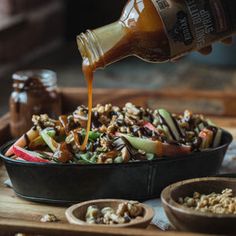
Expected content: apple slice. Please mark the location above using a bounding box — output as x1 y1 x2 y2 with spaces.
40 129 59 152
158 109 184 141
12 146 49 163
29 129 56 149
199 128 214 149
212 128 222 148
143 122 158 132
162 143 192 157
5 129 39 157
160 125 174 141
121 134 163 156
206 119 222 148
120 134 191 157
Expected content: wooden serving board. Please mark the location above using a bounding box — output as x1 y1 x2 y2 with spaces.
0 161 230 236
0 88 236 235
61 88 236 117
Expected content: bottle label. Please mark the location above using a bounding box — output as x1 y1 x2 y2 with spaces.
151 0 235 58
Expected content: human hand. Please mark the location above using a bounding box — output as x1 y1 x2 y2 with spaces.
198 37 233 55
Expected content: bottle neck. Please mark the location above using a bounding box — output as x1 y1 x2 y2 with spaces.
77 21 131 70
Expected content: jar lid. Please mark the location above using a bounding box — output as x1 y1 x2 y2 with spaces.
12 69 57 88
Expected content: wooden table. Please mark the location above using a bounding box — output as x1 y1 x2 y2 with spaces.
0 88 236 235
1 159 230 236
0 127 235 236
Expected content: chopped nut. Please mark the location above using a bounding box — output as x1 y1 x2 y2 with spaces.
86 206 101 219
40 214 59 223
120 126 127 133
107 124 118 133
127 201 143 217
85 201 143 225
125 103 140 116
74 106 88 119
121 147 130 163
101 207 114 215
116 202 129 217
179 189 236 215
193 192 200 199
178 197 184 204
98 105 105 114
183 110 193 122
105 104 112 113
112 106 120 112
186 198 195 207
99 124 107 133
32 114 56 129
97 151 118 163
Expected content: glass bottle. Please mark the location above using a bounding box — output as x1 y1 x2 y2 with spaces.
9 70 61 138
77 0 236 70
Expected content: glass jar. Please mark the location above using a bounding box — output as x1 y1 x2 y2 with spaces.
9 70 61 138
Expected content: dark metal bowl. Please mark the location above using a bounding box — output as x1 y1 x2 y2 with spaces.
0 131 232 204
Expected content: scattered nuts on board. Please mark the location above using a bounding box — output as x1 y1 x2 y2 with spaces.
85 201 143 225
179 188 236 214
40 214 59 223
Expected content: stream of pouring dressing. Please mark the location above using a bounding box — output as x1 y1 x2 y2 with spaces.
80 58 94 150
79 33 135 150
78 24 135 150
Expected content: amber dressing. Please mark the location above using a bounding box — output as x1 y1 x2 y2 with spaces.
80 60 94 151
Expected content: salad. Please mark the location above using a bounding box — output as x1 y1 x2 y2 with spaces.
5 103 223 164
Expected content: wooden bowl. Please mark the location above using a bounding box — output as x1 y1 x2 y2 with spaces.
65 199 154 228
161 177 236 234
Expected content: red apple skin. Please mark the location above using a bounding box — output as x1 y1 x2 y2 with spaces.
12 146 49 163
143 122 158 132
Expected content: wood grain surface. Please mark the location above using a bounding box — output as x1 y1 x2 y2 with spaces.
0 165 209 236
61 88 236 117
0 113 10 146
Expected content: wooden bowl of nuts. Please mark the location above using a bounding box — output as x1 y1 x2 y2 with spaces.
65 199 154 228
161 177 236 234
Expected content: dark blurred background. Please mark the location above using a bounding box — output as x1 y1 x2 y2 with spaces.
0 0 236 115
65 0 127 40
